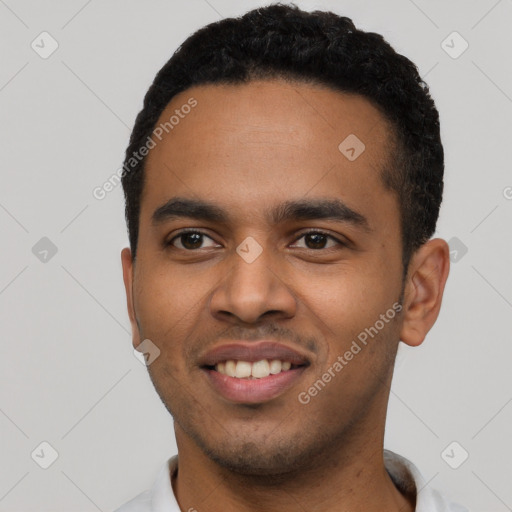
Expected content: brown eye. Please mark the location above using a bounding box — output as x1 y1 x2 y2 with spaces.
291 231 342 250
304 232 328 249
168 231 219 250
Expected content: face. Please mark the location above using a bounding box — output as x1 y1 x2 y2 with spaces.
122 79 408 475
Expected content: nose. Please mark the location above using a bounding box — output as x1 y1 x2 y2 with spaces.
209 241 297 325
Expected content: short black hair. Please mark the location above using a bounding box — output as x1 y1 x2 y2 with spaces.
121 3 443 271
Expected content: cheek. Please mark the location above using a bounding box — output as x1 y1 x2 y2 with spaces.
132 260 222 362
133 264 198 337
298 265 393 325
294 264 401 379
298 286 401 416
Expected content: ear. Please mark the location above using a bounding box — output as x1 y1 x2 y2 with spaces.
121 247 141 349
400 238 450 347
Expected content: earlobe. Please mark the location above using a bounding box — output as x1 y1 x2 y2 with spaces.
399 238 450 347
121 247 141 349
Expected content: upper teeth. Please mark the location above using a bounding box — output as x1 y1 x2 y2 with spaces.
216 359 292 379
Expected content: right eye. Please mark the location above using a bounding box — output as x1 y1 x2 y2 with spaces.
167 230 220 251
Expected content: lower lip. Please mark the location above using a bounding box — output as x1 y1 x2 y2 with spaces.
203 367 307 404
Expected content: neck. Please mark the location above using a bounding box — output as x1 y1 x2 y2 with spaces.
171 417 415 512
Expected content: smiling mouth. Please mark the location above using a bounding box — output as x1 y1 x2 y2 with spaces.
199 341 311 403
205 359 306 379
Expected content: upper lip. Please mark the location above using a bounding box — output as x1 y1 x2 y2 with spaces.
199 341 311 367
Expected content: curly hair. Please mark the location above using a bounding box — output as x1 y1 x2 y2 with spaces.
121 3 443 271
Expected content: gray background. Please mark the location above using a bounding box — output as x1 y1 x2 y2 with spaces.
1 0 511 510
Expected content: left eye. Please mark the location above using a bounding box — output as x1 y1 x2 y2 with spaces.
291 231 341 250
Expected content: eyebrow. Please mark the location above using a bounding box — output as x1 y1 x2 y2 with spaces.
152 197 371 231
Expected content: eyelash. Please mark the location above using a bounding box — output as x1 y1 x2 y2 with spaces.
166 228 346 251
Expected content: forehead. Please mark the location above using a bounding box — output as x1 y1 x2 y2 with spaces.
141 79 397 227
149 79 392 156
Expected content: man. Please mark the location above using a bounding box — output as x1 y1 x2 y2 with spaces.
117 4 467 511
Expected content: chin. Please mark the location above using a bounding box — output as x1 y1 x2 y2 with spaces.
205 442 305 476
186 425 329 478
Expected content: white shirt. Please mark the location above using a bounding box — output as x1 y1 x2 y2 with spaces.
114 449 468 512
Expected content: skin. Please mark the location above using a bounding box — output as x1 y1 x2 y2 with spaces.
121 79 450 512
